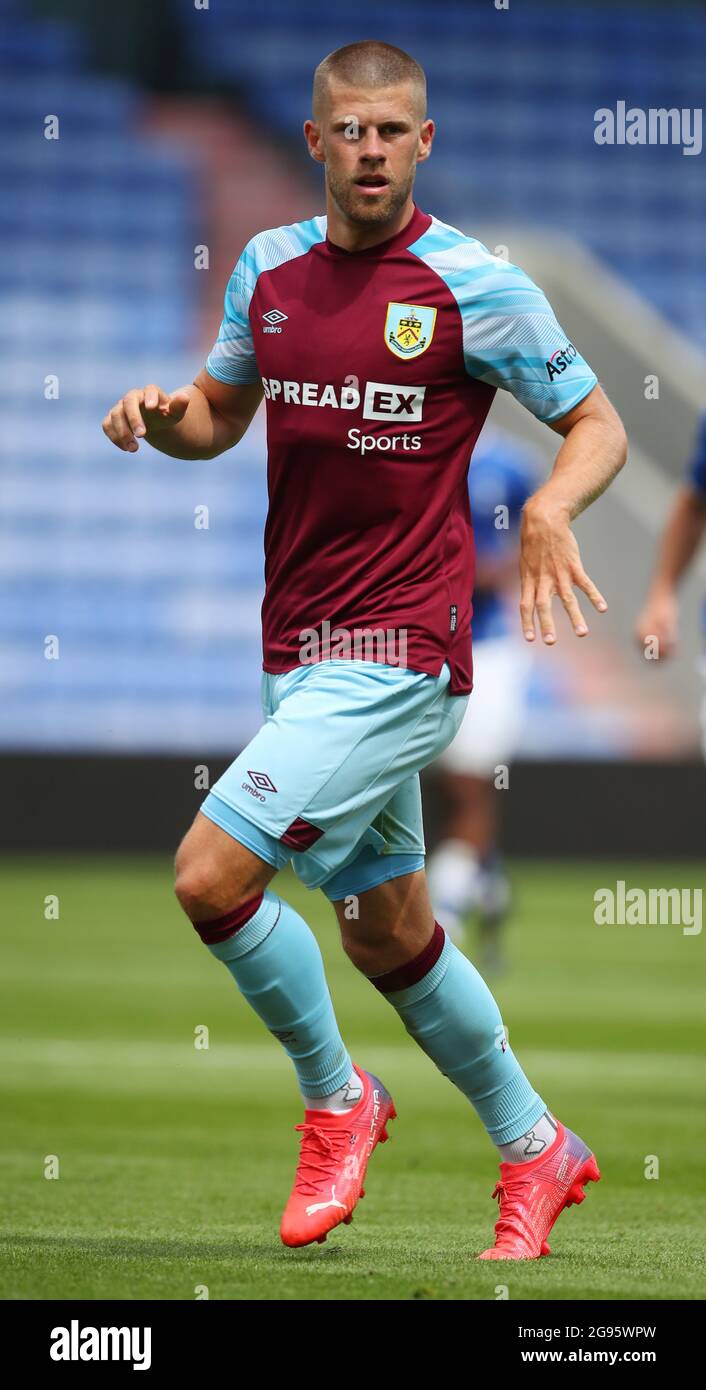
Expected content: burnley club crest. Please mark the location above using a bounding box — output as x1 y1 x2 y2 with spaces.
385 302 437 360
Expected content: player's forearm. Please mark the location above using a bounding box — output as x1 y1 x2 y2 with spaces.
646 488 706 596
528 404 628 524
145 383 237 460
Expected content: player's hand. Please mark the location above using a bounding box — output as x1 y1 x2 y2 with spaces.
102 385 191 452
634 590 678 660
519 496 607 644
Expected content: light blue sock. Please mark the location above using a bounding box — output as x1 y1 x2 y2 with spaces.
202 890 353 1101
374 926 545 1144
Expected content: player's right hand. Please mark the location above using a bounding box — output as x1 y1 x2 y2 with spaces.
102 384 191 452
635 590 678 660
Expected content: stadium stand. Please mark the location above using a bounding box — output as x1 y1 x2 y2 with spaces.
178 0 706 350
0 7 267 749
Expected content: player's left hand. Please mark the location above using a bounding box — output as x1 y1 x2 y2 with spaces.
519 498 607 644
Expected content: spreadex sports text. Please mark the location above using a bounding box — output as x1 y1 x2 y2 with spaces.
261 376 426 452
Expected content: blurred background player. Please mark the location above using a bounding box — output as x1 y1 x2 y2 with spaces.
636 414 706 756
428 427 539 970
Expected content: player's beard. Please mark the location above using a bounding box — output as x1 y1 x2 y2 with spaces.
326 165 415 228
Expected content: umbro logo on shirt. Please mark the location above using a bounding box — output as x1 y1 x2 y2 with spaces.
262 309 288 334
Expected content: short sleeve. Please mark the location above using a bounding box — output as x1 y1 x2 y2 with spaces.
205 248 260 386
460 258 598 423
687 416 706 497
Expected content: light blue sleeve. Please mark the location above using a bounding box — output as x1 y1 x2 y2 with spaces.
205 217 328 387
205 243 260 386
458 256 597 422
409 223 598 423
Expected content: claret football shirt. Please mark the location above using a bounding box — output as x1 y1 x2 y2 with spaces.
206 204 597 693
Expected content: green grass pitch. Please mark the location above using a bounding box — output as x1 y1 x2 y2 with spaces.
1 856 704 1301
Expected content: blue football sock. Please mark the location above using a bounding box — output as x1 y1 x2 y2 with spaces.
371 923 546 1145
194 889 353 1101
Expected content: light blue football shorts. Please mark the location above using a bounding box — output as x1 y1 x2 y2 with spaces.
201 660 468 900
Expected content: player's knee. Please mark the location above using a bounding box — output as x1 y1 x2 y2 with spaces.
173 836 237 921
174 833 268 922
174 852 224 920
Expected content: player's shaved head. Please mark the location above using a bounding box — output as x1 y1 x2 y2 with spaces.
305 40 434 238
313 40 427 122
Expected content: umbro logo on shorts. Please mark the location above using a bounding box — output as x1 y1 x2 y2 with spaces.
247 770 278 793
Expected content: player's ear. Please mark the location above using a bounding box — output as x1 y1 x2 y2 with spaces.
416 118 434 164
303 119 326 164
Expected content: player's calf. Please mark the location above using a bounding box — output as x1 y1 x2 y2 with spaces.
175 811 374 1239
334 867 436 975
336 873 568 1195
